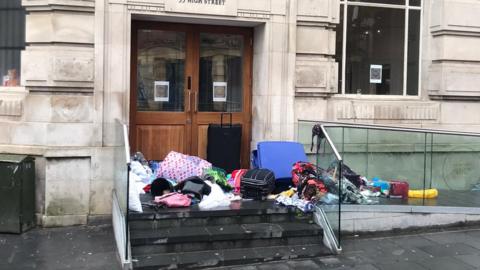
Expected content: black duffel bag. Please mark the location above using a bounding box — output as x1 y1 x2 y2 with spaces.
240 169 275 200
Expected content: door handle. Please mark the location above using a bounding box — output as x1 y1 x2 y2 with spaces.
194 91 198 113
186 90 191 112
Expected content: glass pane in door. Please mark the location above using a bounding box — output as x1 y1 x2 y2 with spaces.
136 30 185 111
199 33 244 112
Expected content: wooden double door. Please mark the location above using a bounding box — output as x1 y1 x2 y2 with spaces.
130 21 252 167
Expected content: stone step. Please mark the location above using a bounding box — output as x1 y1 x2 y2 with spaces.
129 199 313 230
129 212 312 230
130 199 305 222
131 223 322 255
131 222 322 246
132 234 323 256
132 243 330 270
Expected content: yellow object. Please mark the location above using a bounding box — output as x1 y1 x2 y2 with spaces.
279 188 296 198
408 189 438 199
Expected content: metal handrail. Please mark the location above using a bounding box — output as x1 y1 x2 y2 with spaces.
300 120 480 138
320 125 343 161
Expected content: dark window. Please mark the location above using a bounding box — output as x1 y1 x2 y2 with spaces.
348 0 405 5
0 0 25 87
337 1 421 96
346 6 405 95
407 10 421 96
335 6 344 94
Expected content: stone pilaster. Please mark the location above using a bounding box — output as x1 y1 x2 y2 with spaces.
427 0 480 100
17 0 103 226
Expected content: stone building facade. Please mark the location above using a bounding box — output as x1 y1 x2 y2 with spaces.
0 0 479 226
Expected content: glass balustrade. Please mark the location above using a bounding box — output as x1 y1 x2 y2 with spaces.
298 120 480 247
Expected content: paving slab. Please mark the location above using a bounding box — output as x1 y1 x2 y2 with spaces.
418 243 480 257
417 256 476 270
455 254 480 268
2 225 480 270
375 261 427 270
0 225 120 270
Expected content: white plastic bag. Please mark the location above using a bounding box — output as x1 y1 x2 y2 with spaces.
128 172 143 213
199 182 230 210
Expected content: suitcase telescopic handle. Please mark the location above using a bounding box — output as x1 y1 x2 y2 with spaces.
221 113 233 128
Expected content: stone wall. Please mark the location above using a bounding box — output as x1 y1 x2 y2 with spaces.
428 0 480 100
0 0 111 227
309 0 480 132
294 0 338 130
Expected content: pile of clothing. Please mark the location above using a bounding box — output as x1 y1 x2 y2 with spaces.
325 162 439 201
128 151 243 213
128 151 384 214
275 161 377 212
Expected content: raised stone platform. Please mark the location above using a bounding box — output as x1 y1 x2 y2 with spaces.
129 195 329 269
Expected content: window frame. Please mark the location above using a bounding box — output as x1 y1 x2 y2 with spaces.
337 0 423 97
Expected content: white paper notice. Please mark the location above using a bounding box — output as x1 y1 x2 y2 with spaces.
213 82 227 102
370 65 383 84
154 81 169 102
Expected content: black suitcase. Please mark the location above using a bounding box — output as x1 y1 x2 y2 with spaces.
207 114 242 173
240 169 275 200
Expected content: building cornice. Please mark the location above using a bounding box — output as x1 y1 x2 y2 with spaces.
22 0 94 13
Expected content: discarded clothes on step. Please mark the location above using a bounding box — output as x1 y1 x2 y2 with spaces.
276 161 376 211
175 176 212 200
128 151 251 211
202 168 233 192
149 176 238 209
126 148 385 213
154 192 192 208
150 178 174 197
158 151 212 182
130 161 154 184
128 152 160 212
323 161 443 202
127 149 377 214
339 178 376 204
275 191 314 213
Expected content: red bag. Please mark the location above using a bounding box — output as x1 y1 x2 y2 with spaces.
389 180 409 199
154 192 191 208
232 169 248 194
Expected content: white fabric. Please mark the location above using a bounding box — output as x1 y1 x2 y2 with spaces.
199 181 230 210
130 161 153 184
128 172 143 213
130 172 146 195
275 194 314 212
226 193 242 201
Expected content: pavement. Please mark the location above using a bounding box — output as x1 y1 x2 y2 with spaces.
0 224 120 270
1 225 480 270
215 227 480 270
